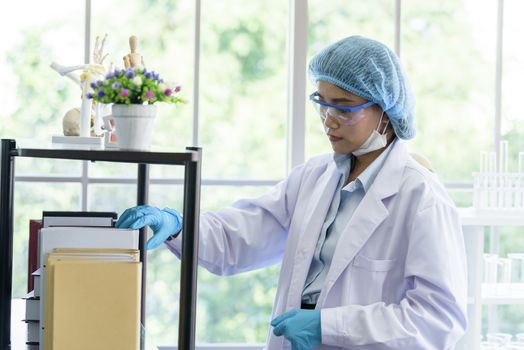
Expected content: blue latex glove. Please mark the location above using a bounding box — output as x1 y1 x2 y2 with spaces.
271 309 321 350
115 205 183 250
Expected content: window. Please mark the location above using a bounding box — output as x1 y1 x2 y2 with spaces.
0 1 83 175
502 0 524 169
402 0 497 207
3 0 524 346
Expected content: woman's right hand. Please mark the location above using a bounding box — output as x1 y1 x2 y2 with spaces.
116 205 183 250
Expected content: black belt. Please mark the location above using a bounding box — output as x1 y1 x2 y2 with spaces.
300 302 316 310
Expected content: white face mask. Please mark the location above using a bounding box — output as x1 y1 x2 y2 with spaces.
352 113 389 156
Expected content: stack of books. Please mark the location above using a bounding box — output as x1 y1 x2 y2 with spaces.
23 211 142 350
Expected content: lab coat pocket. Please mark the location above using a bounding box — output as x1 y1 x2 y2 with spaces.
349 254 397 304
353 254 397 272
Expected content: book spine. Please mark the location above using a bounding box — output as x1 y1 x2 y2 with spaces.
28 220 42 292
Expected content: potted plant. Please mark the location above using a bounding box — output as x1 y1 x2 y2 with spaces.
88 67 184 150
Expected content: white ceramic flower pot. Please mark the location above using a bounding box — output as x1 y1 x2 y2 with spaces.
112 104 157 151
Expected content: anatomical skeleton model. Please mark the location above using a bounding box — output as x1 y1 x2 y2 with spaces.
50 34 109 137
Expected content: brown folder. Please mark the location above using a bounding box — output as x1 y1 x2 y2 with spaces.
44 250 141 350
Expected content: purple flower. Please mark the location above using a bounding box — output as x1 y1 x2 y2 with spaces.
164 88 173 96
153 73 160 81
96 90 105 98
114 69 121 76
96 80 103 87
86 93 94 99
145 72 153 79
112 82 121 89
145 90 154 99
121 89 129 97
125 69 135 79
90 82 96 89
105 72 114 79
175 85 181 93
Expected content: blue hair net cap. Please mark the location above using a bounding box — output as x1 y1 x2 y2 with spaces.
308 36 416 140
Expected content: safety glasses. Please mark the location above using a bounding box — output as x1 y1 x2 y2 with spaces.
309 92 375 126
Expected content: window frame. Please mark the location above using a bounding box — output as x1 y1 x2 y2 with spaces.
11 0 511 343
15 0 503 202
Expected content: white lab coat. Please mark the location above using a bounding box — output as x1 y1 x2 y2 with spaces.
166 139 468 350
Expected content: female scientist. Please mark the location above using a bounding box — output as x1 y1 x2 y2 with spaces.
116 36 468 350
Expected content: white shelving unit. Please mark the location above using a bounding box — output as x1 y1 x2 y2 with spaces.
457 207 524 350
482 284 524 305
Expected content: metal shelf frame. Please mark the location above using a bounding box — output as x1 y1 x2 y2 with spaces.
0 138 202 350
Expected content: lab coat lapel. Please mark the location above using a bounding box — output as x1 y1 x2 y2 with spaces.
285 163 341 308
317 140 409 306
315 189 388 306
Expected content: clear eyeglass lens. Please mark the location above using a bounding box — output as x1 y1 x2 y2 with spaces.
315 105 357 123
311 96 368 125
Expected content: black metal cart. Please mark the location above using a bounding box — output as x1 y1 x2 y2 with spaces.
0 138 201 350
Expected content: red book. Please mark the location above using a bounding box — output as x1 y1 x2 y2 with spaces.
27 220 42 292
